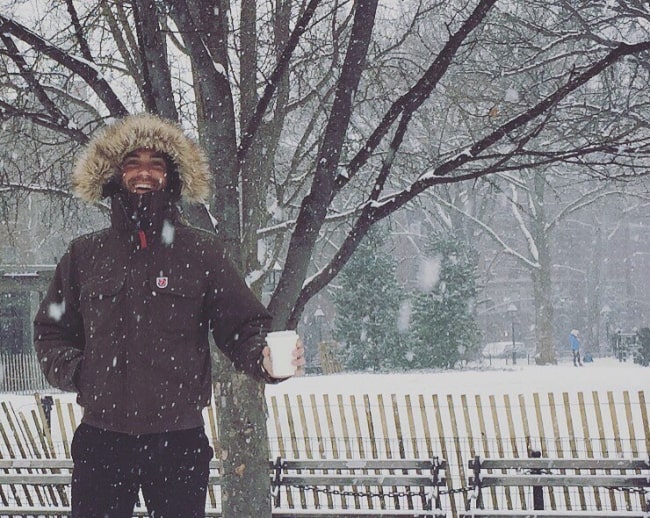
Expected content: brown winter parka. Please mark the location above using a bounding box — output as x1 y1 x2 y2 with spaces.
34 114 276 435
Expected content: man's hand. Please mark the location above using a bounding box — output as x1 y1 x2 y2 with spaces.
262 336 306 378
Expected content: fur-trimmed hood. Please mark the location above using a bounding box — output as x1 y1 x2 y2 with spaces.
72 113 211 203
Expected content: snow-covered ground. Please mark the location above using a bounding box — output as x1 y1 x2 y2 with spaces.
3 355 647 431
268 356 649 397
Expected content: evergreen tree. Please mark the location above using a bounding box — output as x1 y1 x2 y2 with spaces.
332 227 404 371
409 233 481 369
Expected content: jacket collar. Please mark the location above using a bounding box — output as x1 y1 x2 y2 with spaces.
110 190 180 245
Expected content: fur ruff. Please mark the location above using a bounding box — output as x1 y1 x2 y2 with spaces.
72 113 211 203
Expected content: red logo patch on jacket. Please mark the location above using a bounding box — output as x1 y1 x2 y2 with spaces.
156 276 169 289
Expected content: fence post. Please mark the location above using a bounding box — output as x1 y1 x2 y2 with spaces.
40 395 54 430
472 455 483 510
529 449 544 510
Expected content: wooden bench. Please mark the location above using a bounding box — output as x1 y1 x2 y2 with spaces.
461 455 650 518
270 457 447 517
0 458 223 517
0 456 446 517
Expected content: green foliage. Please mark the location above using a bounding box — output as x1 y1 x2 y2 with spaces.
408 232 481 369
332 227 405 371
635 327 650 367
332 227 482 372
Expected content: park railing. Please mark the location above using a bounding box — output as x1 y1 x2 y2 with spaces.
0 353 50 394
0 388 648 516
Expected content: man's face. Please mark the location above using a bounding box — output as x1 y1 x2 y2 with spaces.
120 148 168 194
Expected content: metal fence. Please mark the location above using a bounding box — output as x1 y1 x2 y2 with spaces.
0 353 50 394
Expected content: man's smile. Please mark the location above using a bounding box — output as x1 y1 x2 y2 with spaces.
128 177 165 194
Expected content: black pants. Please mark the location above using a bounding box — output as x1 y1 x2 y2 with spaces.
573 349 582 366
71 423 213 518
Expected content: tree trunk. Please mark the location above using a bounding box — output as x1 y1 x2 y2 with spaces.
168 4 272 514
531 175 556 364
585 217 603 355
533 261 556 364
132 0 177 120
215 366 271 518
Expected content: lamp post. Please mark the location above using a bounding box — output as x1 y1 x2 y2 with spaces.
262 261 283 305
313 308 325 375
601 304 611 356
507 303 518 365
270 261 282 288
313 308 325 343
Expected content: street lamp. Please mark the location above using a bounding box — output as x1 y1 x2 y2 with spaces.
262 261 283 305
507 303 518 365
601 304 611 355
270 261 282 288
313 308 325 343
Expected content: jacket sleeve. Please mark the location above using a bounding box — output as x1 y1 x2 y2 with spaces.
205 252 281 384
33 249 85 392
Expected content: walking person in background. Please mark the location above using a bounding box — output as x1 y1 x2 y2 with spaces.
34 113 305 518
570 329 582 366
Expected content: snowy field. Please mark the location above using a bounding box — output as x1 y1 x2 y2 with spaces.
3 355 647 426
269 355 649 397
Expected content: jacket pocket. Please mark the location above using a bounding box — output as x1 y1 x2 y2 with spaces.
80 275 127 338
147 273 205 335
77 275 128 409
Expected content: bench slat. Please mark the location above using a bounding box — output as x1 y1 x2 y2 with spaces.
459 512 650 518
272 512 444 517
474 474 650 488
0 459 73 469
472 458 650 470
0 459 222 470
0 474 72 484
0 506 222 517
280 474 442 487
278 459 444 470
0 474 222 484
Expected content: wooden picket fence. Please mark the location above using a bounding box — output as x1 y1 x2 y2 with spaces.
0 388 648 517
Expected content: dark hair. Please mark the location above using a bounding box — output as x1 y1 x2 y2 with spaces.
163 155 181 201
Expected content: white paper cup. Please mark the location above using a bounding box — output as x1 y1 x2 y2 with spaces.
266 330 298 377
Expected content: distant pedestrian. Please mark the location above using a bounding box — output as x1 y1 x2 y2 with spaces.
570 329 582 366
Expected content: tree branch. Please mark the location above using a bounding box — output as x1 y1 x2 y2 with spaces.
335 0 498 191
0 33 70 127
64 0 94 62
132 0 178 120
0 99 89 144
269 0 379 327
236 0 322 165
0 14 129 117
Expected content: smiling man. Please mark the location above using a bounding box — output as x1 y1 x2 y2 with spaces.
33 113 304 518
120 148 169 194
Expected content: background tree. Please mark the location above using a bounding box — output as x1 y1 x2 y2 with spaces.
409 232 482 369
332 225 404 371
430 169 635 363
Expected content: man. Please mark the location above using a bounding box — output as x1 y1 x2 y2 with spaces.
569 329 582 366
34 113 304 518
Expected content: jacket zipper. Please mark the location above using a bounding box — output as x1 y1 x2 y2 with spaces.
138 229 147 249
